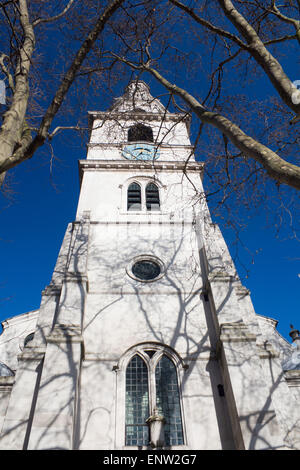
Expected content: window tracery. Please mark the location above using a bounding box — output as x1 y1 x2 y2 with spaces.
120 344 185 448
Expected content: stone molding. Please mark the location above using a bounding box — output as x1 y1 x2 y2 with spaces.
0 376 15 390
78 159 203 174
284 369 300 387
17 349 45 362
256 341 280 359
235 285 251 298
42 284 62 296
88 110 191 123
74 220 196 226
87 142 195 150
47 325 83 344
218 322 257 344
43 273 88 295
208 271 239 283
63 272 88 283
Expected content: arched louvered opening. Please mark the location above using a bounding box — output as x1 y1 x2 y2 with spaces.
127 182 141 211
128 124 153 142
24 332 34 347
146 183 160 211
125 355 149 446
155 355 184 446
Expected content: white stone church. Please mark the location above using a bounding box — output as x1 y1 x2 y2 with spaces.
0 81 300 450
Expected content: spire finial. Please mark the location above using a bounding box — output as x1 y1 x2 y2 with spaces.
289 324 300 343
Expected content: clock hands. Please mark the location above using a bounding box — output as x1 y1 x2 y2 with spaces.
122 144 160 161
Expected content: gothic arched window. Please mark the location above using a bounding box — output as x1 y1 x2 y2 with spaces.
155 355 183 446
124 346 184 448
125 355 149 446
127 182 141 211
128 124 153 143
146 182 160 211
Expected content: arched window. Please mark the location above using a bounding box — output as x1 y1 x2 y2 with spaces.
24 332 34 347
125 355 149 446
128 124 153 143
146 182 160 211
155 355 183 446
127 182 141 211
0 361 15 377
123 346 184 448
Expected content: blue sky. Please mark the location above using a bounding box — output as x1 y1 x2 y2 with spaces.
0 82 299 344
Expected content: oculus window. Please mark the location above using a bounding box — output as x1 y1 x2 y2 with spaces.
132 260 161 281
127 255 164 283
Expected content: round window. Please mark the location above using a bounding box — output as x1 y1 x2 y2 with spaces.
127 256 165 282
132 260 161 281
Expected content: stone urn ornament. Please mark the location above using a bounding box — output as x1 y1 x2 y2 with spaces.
146 408 165 448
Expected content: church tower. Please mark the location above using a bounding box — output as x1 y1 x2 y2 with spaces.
1 81 300 450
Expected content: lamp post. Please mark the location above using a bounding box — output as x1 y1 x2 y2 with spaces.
146 408 165 449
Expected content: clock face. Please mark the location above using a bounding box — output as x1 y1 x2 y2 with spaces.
122 143 160 161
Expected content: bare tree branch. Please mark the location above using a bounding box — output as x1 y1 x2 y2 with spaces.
111 51 300 190
0 0 126 177
33 0 76 27
169 0 249 50
217 0 300 116
0 53 15 92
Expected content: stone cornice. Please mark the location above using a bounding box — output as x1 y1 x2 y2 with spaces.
87 142 194 150
17 349 45 362
208 272 239 283
78 159 204 178
73 220 196 226
88 110 191 124
218 321 257 345
0 376 15 389
256 341 280 359
47 325 83 344
284 369 300 387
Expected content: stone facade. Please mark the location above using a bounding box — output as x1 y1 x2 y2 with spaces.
0 81 300 450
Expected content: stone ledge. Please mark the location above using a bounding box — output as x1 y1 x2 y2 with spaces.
257 341 280 359
17 349 45 362
79 159 203 173
0 376 15 388
88 110 191 122
208 271 239 283
63 272 88 283
42 284 62 296
284 369 300 387
218 322 257 344
47 325 83 344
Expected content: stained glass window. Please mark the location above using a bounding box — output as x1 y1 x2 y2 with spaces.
155 355 184 446
125 355 149 446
